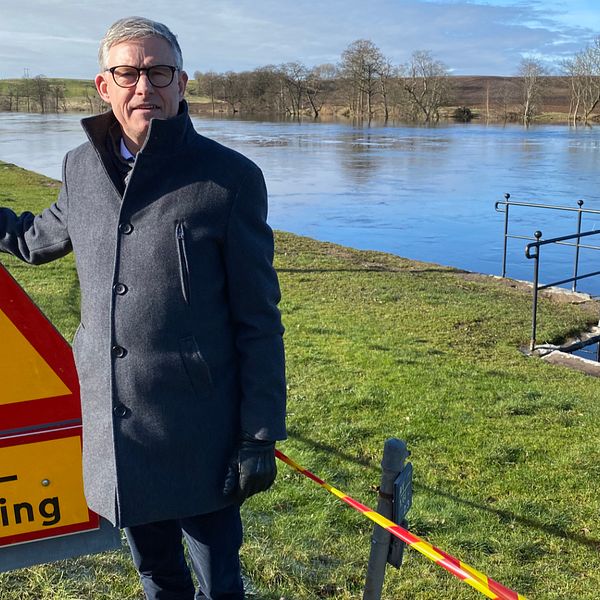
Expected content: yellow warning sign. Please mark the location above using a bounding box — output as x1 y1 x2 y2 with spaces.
0 308 71 406
0 436 90 538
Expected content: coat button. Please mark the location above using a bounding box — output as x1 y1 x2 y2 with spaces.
114 283 128 295
119 222 133 235
113 404 128 418
112 345 127 358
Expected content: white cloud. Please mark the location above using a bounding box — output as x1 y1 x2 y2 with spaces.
0 0 597 78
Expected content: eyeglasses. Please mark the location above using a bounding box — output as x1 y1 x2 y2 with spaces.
107 65 179 88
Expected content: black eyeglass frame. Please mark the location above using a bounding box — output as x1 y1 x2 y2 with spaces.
106 65 179 88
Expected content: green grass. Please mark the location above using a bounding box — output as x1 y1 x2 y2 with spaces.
1 160 600 598
0 78 94 98
0 77 211 112
0 78 204 95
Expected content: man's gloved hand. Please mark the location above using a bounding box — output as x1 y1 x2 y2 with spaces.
223 432 277 504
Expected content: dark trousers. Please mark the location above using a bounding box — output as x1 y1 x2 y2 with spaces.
124 504 245 600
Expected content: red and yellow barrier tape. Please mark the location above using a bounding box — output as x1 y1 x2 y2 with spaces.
275 449 528 600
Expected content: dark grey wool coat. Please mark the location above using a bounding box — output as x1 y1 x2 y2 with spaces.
0 101 286 527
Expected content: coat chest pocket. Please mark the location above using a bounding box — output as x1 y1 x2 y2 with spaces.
175 220 191 304
179 336 213 400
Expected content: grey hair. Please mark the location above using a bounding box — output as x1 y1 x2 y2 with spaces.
98 17 183 71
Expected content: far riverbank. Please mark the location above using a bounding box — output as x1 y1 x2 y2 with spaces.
0 75 588 124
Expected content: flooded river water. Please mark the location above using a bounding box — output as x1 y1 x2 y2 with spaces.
2 111 600 293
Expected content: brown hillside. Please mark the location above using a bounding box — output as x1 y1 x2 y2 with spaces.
449 75 572 117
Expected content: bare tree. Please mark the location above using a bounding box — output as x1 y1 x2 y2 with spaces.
304 69 322 118
83 85 95 113
518 58 547 126
194 70 221 115
377 59 395 121
562 57 581 124
220 71 244 114
563 38 600 125
22 70 32 112
339 39 387 120
304 64 336 118
205 71 221 115
192 70 204 97
14 83 23 111
280 62 308 117
194 67 291 116
33 75 50 113
83 83 106 114
578 42 600 122
400 50 451 122
244 66 281 113
496 79 518 122
4 87 16 111
49 81 66 112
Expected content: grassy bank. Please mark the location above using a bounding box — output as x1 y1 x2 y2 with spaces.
1 161 599 599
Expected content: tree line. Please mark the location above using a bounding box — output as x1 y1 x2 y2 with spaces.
1 74 66 114
0 75 105 114
192 37 600 125
3 37 600 124
510 36 600 126
194 40 453 122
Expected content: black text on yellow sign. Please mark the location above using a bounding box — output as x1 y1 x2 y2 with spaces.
0 434 93 546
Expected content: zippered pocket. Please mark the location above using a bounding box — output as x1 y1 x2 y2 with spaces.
175 220 191 305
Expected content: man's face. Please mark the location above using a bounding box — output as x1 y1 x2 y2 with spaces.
95 36 188 152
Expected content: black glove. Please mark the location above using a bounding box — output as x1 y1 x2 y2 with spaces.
223 432 277 503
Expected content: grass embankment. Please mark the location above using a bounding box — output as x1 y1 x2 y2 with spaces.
1 161 599 599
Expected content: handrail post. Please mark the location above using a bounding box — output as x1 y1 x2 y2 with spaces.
573 200 584 292
530 230 542 352
501 193 510 278
363 439 410 600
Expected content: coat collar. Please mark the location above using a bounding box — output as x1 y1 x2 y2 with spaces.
81 100 193 157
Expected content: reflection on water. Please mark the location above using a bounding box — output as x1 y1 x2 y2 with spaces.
2 112 600 293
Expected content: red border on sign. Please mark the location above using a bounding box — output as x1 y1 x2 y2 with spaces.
0 264 81 431
0 396 80 433
0 428 99 548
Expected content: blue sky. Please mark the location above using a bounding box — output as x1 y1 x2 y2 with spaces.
1 0 598 79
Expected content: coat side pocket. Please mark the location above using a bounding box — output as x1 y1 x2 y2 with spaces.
175 220 191 305
179 336 213 401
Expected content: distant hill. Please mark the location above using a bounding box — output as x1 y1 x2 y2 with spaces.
447 76 572 120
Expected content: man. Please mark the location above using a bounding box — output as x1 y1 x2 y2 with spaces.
0 16 286 600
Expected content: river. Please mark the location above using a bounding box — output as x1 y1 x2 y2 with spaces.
2 111 600 293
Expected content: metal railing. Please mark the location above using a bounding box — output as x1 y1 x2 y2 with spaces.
495 193 600 292
525 229 600 351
